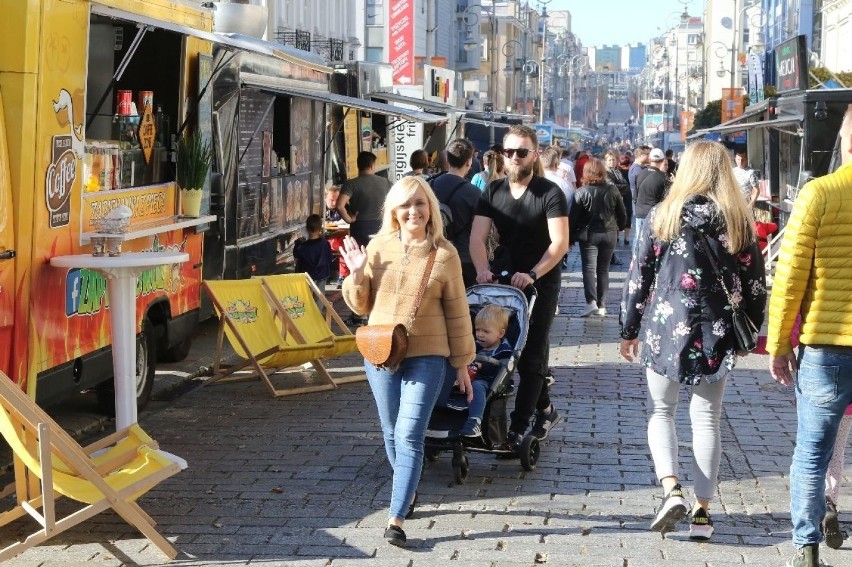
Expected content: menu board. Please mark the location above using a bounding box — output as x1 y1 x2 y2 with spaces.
343 108 360 179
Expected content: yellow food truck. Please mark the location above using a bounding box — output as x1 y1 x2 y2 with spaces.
0 0 220 409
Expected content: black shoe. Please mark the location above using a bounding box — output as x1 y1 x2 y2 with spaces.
610 255 623 266
405 492 417 520
503 430 521 451
824 496 843 550
650 484 688 533
384 524 407 547
530 406 561 440
688 507 714 541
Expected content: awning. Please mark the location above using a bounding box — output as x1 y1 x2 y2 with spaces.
91 4 332 74
369 92 462 116
690 114 803 138
241 75 446 124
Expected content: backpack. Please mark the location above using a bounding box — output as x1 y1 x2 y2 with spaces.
427 172 469 240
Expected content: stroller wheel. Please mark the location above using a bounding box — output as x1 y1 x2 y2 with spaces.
451 446 470 484
519 435 540 472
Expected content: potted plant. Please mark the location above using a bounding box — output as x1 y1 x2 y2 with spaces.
175 130 212 217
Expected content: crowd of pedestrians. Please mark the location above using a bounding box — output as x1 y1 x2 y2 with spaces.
322 107 852 566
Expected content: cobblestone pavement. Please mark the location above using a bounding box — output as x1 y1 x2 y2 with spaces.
2 242 850 566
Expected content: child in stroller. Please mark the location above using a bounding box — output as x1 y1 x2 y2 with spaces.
425 282 541 481
459 305 513 437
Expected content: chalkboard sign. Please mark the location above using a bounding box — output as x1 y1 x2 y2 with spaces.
237 89 275 240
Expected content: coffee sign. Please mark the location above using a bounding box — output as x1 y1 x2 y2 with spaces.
774 35 807 95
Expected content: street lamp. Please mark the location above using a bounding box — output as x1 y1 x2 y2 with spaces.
538 1 551 123
502 39 526 114
563 53 587 128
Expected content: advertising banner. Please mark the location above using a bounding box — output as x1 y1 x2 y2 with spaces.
721 88 744 123
388 0 415 85
747 52 765 104
535 124 552 145
680 111 694 142
389 103 424 182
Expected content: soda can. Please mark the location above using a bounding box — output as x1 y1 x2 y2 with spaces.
116 90 133 115
138 90 154 112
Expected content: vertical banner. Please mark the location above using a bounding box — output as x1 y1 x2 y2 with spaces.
680 111 694 142
747 53 765 104
389 104 423 182
388 0 415 85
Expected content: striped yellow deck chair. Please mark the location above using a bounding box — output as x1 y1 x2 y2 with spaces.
0 372 186 562
203 279 338 397
260 274 364 385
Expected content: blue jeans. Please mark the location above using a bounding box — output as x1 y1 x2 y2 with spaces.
632 216 644 254
365 356 454 522
466 378 491 424
790 345 852 547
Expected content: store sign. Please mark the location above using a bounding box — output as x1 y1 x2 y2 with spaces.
388 0 415 85
389 104 423 182
423 65 456 106
774 35 807 95
535 124 552 145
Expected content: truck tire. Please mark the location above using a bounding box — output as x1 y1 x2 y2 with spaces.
160 336 192 363
96 319 156 415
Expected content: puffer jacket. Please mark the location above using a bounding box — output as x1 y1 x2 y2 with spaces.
766 162 852 356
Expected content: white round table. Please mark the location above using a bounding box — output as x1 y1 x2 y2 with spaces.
51 252 189 429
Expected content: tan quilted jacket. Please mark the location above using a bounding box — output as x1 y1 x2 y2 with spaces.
767 162 852 356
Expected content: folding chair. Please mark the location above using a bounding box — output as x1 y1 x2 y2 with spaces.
260 274 365 385
0 372 186 562
203 279 338 397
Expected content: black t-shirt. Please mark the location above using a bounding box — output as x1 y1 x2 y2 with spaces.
476 175 569 277
430 172 480 263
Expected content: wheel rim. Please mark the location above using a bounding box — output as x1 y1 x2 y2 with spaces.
135 333 148 397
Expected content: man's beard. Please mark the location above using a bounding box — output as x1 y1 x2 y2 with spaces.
507 162 533 182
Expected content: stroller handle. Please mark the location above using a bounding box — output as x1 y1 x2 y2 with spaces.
493 270 538 299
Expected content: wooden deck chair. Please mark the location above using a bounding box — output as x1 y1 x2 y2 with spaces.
0 372 186 562
202 279 338 397
260 274 365 385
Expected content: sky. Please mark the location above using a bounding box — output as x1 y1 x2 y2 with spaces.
546 0 702 47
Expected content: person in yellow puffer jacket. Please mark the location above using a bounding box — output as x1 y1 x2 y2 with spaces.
767 103 852 567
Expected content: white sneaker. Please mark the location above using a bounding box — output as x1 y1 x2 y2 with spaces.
579 302 598 317
597 307 607 317
650 484 689 533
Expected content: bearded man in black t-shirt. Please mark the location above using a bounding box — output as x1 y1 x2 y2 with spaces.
469 125 570 448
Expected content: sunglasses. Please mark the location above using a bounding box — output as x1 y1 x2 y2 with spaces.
502 148 533 159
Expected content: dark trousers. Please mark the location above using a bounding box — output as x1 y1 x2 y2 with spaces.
349 220 382 248
510 271 560 434
461 261 477 289
579 231 617 307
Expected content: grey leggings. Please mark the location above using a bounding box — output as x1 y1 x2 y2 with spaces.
646 368 728 502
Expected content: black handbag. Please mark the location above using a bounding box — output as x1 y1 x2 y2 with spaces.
697 231 759 352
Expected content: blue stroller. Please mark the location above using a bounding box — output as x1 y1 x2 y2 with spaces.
424 282 538 483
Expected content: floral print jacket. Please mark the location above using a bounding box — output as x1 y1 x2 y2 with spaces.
620 197 767 384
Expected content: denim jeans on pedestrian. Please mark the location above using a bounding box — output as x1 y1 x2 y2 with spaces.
510 271 559 435
365 356 454 522
632 216 645 253
579 230 617 307
790 345 852 547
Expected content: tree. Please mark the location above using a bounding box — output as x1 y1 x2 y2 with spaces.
809 67 852 89
692 99 722 130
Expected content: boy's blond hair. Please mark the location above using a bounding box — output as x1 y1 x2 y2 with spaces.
475 304 510 331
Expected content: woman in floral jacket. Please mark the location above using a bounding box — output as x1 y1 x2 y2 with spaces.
619 141 766 541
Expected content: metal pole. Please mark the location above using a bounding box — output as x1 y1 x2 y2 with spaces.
731 0 739 90
539 11 547 123
568 70 573 127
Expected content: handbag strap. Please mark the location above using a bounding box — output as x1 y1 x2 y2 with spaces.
406 248 437 330
695 230 737 309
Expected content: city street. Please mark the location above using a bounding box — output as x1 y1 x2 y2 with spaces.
1 243 849 566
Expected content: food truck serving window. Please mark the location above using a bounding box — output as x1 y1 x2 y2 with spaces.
85 15 182 192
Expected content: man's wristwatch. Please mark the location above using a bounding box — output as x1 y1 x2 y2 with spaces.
527 270 537 282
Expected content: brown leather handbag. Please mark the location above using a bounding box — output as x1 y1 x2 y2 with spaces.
355 248 437 370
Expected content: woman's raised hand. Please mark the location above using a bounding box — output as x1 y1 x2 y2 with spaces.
340 235 367 276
